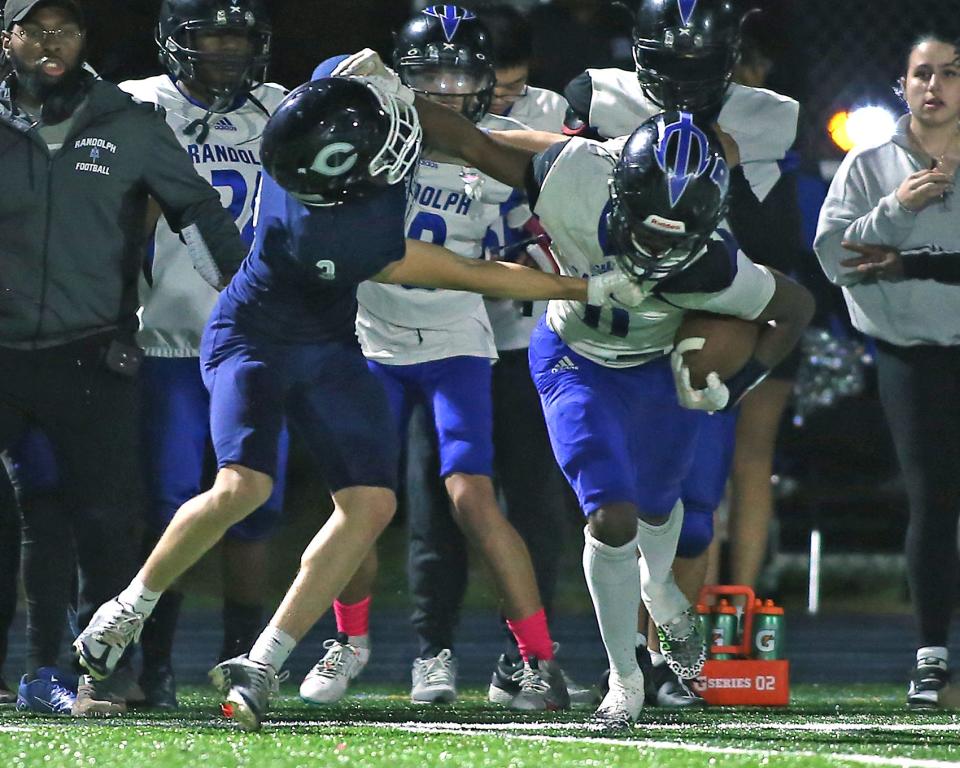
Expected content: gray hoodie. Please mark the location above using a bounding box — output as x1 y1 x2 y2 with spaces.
814 114 960 346
0 72 246 349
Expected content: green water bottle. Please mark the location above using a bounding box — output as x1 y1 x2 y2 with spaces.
752 599 785 660
712 599 738 659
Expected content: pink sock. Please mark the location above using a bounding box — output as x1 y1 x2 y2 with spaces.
506 609 554 662
333 596 371 638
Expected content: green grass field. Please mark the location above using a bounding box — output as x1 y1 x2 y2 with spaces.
2 684 959 767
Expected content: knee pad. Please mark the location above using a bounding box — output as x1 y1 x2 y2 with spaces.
675 502 714 558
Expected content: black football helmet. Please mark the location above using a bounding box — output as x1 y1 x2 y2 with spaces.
157 0 271 109
629 0 746 114
608 111 730 281
393 5 495 123
261 77 422 207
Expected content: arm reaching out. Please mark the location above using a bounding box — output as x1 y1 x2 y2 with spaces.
375 240 650 307
414 96 533 189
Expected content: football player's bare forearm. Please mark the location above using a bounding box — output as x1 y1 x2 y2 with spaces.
415 96 531 189
460 259 585 301
752 272 815 368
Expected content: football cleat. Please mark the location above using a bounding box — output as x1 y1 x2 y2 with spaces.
907 657 950 710
656 606 707 679
591 669 645 729
488 654 571 711
643 658 706 709
411 649 458 704
209 655 281 732
15 667 77 714
73 598 145 680
300 635 370 705
72 675 127 718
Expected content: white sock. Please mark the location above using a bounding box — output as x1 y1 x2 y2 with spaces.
918 647 948 664
118 577 162 619
347 634 370 649
249 625 297 671
636 499 683 584
649 650 666 667
636 632 647 649
582 525 642 680
637 501 689 625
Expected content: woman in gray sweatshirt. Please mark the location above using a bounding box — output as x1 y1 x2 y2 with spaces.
814 30 960 711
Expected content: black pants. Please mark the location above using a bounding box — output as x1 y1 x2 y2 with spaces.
876 341 960 648
407 349 568 656
0 474 19 675
0 336 143 672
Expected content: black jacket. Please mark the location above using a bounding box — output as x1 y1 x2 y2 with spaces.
0 72 246 348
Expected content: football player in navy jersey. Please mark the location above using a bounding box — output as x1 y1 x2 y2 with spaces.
73 72 640 731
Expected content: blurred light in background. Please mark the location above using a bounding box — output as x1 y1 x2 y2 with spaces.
828 106 897 152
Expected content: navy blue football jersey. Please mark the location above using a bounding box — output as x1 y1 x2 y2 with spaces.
219 172 407 343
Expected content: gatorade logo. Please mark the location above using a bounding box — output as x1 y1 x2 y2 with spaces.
310 142 358 177
755 629 776 653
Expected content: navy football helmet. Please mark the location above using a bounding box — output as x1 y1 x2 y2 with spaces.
608 111 730 281
262 78 422 207
629 0 746 114
393 5 495 122
157 0 271 109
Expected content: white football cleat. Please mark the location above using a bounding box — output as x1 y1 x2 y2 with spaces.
299 636 370 705
411 649 457 704
591 669 645 729
73 599 145 680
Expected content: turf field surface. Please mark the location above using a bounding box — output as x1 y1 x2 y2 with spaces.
3 684 960 767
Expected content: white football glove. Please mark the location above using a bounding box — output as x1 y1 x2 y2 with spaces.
670 337 730 412
331 48 415 106
586 267 650 309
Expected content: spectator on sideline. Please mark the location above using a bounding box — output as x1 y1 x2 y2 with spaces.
814 30 960 711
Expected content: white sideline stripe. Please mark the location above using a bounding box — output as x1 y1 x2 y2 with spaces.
312 719 960 735
0 726 32 732
287 720 960 768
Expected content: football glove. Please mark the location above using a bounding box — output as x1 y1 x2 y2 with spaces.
331 49 415 106
586 267 651 309
670 337 730 413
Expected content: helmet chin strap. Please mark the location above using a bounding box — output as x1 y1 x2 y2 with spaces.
182 62 270 144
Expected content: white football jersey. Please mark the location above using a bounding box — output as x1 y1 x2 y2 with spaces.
356 145 514 365
482 86 569 352
534 137 775 369
584 68 799 200
119 75 287 357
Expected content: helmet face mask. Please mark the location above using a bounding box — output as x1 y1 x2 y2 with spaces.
394 5 495 123
631 0 744 114
157 0 271 110
607 111 730 283
262 78 422 208
401 63 494 122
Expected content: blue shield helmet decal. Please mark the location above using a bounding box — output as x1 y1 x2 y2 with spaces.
677 0 698 26
654 112 713 207
423 5 477 43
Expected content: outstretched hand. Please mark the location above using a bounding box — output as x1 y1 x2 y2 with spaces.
841 241 904 280
331 49 414 106
586 266 651 309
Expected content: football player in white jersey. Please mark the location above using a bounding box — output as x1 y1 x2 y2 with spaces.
118 0 287 709
403 3 598 707
561 0 802 709
297 6 569 713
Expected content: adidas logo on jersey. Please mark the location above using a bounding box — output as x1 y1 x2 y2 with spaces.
212 116 238 132
550 356 579 374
